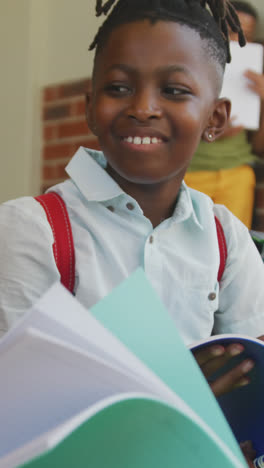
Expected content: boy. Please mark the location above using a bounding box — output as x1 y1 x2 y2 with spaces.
0 0 264 442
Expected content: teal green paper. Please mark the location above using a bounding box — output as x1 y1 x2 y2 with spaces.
21 397 245 468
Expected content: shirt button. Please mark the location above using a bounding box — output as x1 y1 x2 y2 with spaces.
208 292 216 301
107 206 115 212
126 202 135 211
149 235 154 244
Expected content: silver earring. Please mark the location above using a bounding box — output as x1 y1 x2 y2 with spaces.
208 133 213 141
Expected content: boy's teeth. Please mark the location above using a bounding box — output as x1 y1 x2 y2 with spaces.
134 137 141 145
124 136 161 145
142 137 151 144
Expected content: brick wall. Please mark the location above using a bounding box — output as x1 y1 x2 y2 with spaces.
42 78 100 193
42 77 264 230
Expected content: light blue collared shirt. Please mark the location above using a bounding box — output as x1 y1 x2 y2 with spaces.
0 147 264 344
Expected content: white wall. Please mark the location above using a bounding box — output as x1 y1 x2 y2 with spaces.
250 0 264 39
36 0 97 86
0 0 34 202
0 0 100 203
0 0 263 203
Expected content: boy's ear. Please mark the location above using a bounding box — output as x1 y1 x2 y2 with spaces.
85 91 97 136
202 98 231 142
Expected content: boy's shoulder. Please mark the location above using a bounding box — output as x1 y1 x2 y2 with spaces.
186 184 253 259
1 195 46 219
0 179 73 225
186 183 246 232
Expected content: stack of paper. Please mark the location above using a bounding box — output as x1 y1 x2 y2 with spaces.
0 269 247 468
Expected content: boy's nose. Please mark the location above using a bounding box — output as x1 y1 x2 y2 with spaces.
126 90 162 121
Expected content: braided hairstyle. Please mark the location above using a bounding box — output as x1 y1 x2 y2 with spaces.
89 0 246 68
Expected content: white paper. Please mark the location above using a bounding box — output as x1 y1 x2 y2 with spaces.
220 41 263 130
0 283 179 403
0 327 160 458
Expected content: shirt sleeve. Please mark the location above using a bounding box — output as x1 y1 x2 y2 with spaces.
213 204 264 338
0 197 60 337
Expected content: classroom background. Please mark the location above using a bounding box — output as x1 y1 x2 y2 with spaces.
1 0 264 228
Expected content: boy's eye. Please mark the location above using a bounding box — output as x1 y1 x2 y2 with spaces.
163 86 190 97
105 84 131 95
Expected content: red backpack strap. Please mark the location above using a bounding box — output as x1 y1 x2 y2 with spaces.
215 216 227 282
35 192 75 294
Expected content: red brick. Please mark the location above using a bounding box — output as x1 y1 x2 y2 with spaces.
43 143 75 160
58 120 90 139
43 86 59 102
43 104 71 121
58 79 91 99
42 164 68 180
73 138 100 151
71 99 86 117
43 125 58 141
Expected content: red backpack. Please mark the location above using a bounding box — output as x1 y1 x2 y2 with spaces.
35 192 227 294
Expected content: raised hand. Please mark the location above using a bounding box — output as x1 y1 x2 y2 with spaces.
244 69 264 101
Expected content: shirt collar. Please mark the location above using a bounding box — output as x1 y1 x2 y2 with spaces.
171 182 203 229
65 146 203 229
65 147 124 201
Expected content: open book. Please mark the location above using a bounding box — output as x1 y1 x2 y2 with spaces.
191 334 264 459
0 269 248 468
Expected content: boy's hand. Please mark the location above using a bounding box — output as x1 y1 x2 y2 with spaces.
240 441 256 468
193 343 255 397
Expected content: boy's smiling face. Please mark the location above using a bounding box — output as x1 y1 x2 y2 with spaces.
87 20 230 190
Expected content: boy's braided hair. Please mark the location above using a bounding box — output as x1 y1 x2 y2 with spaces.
89 0 246 67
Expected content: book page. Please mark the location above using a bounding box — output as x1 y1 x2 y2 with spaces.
1 394 246 468
0 394 154 468
0 327 160 459
0 282 179 405
220 41 263 130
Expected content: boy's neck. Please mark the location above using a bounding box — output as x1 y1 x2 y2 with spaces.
139 192 177 227
107 169 183 227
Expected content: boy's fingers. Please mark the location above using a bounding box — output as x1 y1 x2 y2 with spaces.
201 353 237 377
201 343 245 376
240 440 256 468
193 345 225 366
193 343 244 376
209 359 255 398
